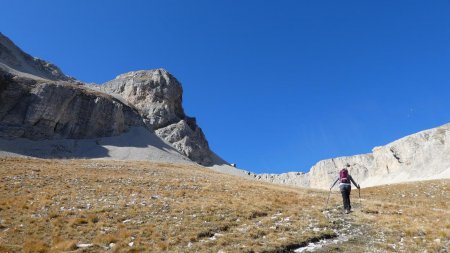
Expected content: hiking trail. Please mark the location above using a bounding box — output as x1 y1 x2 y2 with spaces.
294 203 373 252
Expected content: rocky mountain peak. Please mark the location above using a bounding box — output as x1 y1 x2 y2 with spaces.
101 68 185 129
0 33 219 166
114 68 171 81
96 68 216 166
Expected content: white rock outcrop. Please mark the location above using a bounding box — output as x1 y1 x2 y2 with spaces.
253 123 450 189
94 69 217 165
98 70 184 129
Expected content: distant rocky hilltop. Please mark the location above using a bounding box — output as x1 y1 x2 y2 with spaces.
253 123 450 189
0 32 221 166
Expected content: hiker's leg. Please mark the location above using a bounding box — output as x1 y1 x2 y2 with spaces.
340 186 345 209
340 185 349 210
348 188 352 210
344 188 350 210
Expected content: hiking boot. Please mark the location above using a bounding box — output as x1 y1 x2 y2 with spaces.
345 209 350 214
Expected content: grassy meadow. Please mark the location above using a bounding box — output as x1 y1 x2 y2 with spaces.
0 157 448 252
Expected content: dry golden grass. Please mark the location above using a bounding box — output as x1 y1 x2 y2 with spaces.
320 179 449 252
352 180 450 252
0 158 333 252
0 157 448 252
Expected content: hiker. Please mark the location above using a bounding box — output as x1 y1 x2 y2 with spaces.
330 163 360 214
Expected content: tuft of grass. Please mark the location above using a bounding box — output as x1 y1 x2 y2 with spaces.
51 239 78 251
87 213 100 223
69 217 88 227
23 240 49 253
94 234 118 245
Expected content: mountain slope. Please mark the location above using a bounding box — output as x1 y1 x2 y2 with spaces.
254 123 450 189
0 33 224 166
90 69 219 166
0 157 448 252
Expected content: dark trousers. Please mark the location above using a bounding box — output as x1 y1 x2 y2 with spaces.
339 184 351 210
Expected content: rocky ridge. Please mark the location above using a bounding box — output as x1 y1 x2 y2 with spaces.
0 33 220 166
253 123 450 189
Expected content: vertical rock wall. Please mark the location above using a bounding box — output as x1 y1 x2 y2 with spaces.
97 69 216 165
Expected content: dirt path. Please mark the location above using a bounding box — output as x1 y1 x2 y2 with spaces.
294 203 377 253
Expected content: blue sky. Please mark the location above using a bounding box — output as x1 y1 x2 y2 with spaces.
2 1 450 173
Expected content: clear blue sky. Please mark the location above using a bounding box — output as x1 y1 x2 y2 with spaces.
2 1 450 173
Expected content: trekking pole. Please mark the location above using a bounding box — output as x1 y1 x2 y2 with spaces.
358 187 362 208
324 188 332 210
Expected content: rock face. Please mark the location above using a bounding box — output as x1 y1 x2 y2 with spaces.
253 123 450 189
154 119 213 165
0 32 144 141
98 70 184 129
0 33 219 166
94 69 215 165
0 71 143 140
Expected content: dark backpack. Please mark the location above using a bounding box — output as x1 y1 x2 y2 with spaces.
339 169 349 183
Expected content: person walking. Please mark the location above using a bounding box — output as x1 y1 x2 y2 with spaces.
330 163 360 214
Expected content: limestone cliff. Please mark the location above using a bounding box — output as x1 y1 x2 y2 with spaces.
253 123 450 189
0 32 143 140
0 33 220 166
0 71 143 140
93 69 216 165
